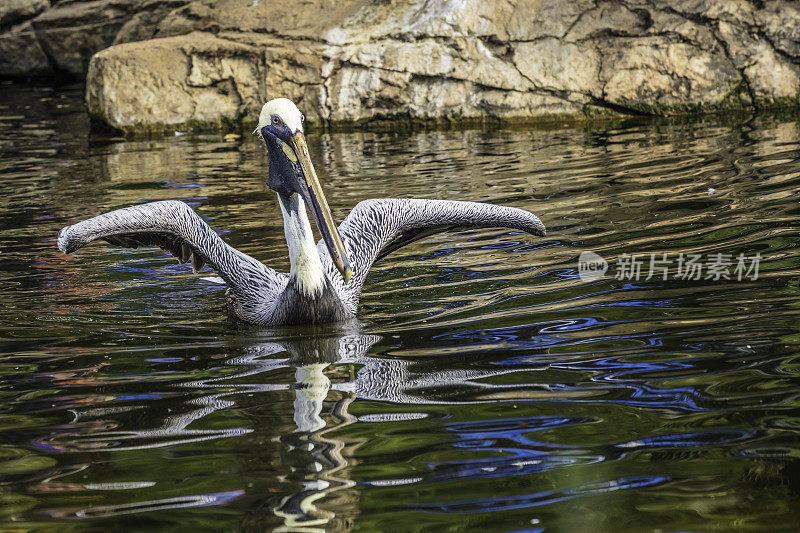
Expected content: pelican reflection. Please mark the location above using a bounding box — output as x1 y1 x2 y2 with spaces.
43 328 546 528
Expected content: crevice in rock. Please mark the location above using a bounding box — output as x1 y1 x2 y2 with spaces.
319 54 337 125
501 35 562 44
226 77 244 111
660 4 767 108
750 26 799 62
185 49 194 83
640 30 713 51
588 97 655 116
711 25 758 109
631 7 654 31
178 47 199 117
399 70 531 97
477 34 513 60
659 5 715 27
571 26 711 51
336 52 547 99
243 27 322 43
507 53 577 104
666 3 797 61
0 3 47 29
561 1 598 41
29 23 75 81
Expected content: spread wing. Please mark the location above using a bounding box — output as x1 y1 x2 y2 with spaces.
57 200 286 313
318 199 546 312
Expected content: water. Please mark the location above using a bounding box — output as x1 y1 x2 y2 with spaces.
1 83 799 531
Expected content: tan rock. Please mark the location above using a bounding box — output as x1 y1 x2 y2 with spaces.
333 37 531 91
513 39 600 100
18 0 794 131
715 19 800 101
601 37 739 108
156 0 363 39
564 1 652 41
87 33 261 129
757 1 800 58
86 31 330 131
324 62 577 123
327 0 593 43
744 44 800 100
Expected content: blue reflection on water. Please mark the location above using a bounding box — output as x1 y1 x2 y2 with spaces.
408 475 670 513
423 416 600 483
616 429 758 449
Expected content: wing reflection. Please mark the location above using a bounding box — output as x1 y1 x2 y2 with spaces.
35 327 544 526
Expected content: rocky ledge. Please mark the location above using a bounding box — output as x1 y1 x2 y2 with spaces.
2 0 799 133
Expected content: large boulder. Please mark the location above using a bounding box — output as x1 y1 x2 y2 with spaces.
3 0 800 130
85 32 321 130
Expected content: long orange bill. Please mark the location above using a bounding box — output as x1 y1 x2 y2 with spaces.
289 131 352 283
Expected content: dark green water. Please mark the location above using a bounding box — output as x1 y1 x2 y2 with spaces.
1 83 799 532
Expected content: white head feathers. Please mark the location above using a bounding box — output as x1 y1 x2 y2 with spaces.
256 98 305 134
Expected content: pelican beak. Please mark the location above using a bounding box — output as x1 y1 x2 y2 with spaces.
288 131 353 283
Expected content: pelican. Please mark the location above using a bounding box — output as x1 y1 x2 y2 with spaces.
57 98 545 326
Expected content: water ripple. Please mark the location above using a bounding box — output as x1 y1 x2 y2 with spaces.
0 85 799 530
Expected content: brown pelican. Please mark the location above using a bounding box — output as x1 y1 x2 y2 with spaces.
57 98 545 326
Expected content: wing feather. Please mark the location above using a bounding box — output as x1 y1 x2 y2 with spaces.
318 198 545 312
58 201 286 319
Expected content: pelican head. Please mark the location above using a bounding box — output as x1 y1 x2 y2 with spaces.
256 98 352 284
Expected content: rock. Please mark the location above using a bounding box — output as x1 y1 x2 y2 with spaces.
716 18 800 102
513 39 600 100
87 33 263 129
757 1 800 59
154 0 363 38
0 21 53 77
0 0 190 78
600 37 740 111
32 0 142 75
113 0 191 45
86 31 327 131
0 0 48 28
3 0 800 129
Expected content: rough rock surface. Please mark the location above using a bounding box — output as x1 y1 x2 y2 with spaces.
3 0 799 131
0 0 49 27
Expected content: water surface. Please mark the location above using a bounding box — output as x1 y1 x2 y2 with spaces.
1 84 799 531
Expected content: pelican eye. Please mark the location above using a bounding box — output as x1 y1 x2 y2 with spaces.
300 114 305 123
271 115 281 126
